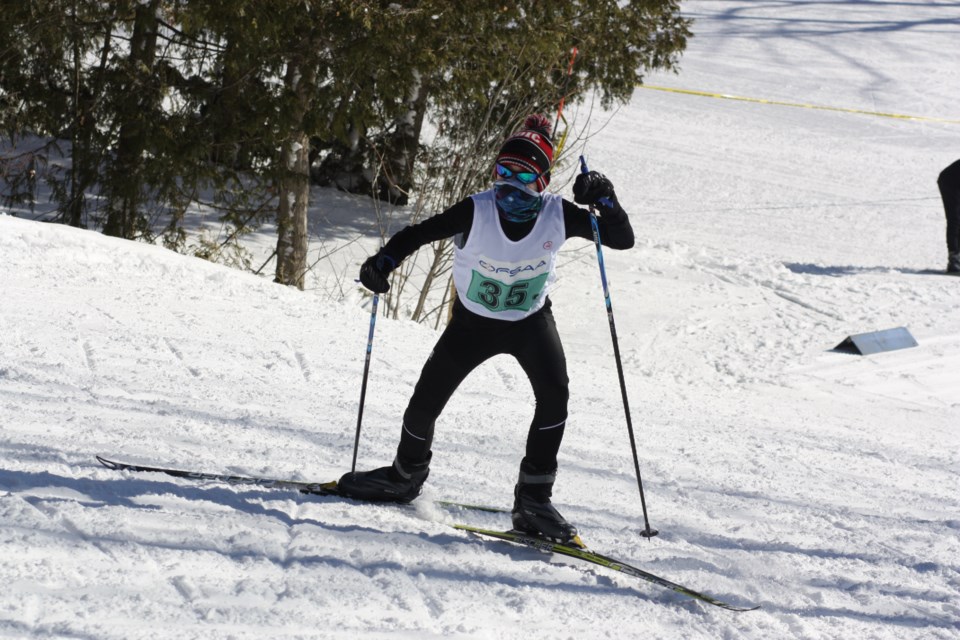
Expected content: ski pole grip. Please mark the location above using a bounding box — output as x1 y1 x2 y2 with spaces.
578 155 614 208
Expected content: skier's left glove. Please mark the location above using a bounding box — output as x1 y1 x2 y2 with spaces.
573 171 616 207
359 251 397 294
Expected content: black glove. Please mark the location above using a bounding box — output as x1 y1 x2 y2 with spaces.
359 251 396 294
573 171 616 207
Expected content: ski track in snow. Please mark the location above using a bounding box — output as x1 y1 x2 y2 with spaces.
3 1 960 638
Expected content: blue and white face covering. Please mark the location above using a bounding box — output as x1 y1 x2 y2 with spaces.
494 181 544 222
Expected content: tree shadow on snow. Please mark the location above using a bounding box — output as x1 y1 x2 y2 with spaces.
710 2 959 38
0 465 388 548
0 465 707 609
783 262 948 277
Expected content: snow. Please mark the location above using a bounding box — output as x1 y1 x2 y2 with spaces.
2 1 960 638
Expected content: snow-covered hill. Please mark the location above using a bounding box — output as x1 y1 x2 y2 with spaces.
2 1 959 638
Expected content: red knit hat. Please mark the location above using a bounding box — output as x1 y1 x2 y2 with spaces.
494 114 554 193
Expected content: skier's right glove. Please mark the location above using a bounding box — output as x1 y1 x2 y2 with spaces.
573 171 616 207
359 251 396 294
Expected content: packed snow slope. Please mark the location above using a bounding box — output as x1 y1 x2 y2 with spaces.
2 1 960 639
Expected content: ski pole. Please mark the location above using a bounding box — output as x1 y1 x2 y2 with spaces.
579 155 658 539
351 292 379 473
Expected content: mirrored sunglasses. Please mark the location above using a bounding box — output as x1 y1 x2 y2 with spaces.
495 163 543 185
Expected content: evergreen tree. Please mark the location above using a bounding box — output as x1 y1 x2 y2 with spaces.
1 0 689 300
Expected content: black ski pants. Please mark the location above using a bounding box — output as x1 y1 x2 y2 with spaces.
938 158 960 254
397 301 569 474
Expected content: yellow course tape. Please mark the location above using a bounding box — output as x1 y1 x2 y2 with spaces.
639 84 960 124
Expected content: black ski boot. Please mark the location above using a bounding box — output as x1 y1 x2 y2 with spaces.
947 252 960 275
337 456 429 504
511 462 579 544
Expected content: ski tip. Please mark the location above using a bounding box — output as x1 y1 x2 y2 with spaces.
95 455 117 469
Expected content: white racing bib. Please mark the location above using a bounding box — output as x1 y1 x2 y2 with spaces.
453 189 566 321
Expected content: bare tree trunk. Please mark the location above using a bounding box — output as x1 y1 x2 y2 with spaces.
103 0 160 238
380 75 429 205
275 130 311 289
274 46 319 290
207 35 245 169
66 11 112 228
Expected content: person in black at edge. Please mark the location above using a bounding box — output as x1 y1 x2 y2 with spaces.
938 159 960 274
337 114 635 543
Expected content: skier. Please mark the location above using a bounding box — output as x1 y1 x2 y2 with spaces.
337 114 635 543
938 159 960 274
